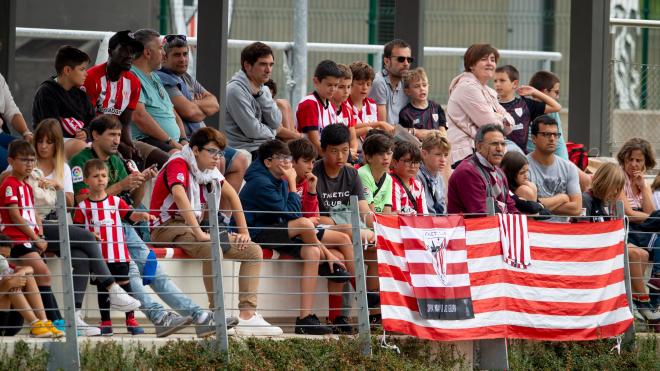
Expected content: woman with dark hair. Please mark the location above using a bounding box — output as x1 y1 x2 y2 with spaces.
500 151 544 214
446 43 514 167
616 137 660 302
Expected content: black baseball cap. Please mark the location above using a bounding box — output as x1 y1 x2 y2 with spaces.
108 30 144 54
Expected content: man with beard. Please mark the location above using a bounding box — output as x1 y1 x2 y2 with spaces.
83 30 167 168
447 124 518 214
369 39 413 125
526 115 581 220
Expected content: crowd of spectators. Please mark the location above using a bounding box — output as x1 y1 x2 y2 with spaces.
0 30 658 338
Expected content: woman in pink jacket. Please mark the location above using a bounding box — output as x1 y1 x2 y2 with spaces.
446 44 514 167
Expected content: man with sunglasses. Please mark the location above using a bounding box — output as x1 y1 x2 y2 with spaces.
527 115 582 220
369 39 413 125
157 34 250 194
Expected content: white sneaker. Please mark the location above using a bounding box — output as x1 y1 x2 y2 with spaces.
232 313 283 336
108 284 141 312
76 310 101 337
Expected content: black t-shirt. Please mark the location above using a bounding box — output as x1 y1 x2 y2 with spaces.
312 160 365 214
398 100 447 131
500 96 545 152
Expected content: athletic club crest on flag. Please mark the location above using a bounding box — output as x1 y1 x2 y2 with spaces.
376 214 474 321
423 230 448 284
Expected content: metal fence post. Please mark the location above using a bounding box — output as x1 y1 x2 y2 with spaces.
47 190 80 371
350 195 372 356
291 0 308 107
616 200 636 344
208 191 229 358
473 197 509 370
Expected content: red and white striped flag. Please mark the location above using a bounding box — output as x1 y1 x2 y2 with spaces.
375 214 633 341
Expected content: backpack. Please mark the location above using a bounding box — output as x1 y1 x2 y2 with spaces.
566 141 588 171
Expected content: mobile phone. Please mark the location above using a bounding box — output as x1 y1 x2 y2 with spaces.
143 164 158 173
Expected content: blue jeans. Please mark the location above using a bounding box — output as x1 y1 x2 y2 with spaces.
124 225 205 323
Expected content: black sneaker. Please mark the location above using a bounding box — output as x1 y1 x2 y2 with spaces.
331 315 354 334
295 314 332 335
318 263 351 283
367 291 380 309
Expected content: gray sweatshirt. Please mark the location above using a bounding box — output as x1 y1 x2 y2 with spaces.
224 70 282 152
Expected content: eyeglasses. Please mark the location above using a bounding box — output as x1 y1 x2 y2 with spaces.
202 147 224 158
163 34 187 45
402 159 421 167
267 155 293 163
537 132 562 139
390 55 414 64
16 157 37 164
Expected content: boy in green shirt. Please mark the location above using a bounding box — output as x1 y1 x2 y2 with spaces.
358 131 395 214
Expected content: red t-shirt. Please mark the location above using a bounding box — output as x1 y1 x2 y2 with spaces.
149 158 225 228
0 176 39 245
83 62 141 116
73 196 132 263
296 92 339 133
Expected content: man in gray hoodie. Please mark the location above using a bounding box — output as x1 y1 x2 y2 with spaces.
225 42 300 158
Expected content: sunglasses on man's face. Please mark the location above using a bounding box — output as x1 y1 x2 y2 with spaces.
390 56 414 64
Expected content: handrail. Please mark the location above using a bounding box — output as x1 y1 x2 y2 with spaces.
15 27 562 61
610 17 660 29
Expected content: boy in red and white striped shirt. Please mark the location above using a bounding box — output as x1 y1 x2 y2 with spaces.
390 141 427 215
329 64 359 163
73 159 154 336
295 60 343 155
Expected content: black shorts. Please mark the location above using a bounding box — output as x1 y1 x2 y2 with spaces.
252 222 325 259
106 262 130 282
138 136 176 153
10 243 40 259
0 309 24 336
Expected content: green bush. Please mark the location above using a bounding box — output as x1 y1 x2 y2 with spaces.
0 335 657 370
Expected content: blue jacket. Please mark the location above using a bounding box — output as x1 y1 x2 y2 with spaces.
238 160 302 238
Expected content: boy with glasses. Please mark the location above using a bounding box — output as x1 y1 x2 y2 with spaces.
0 140 65 329
390 141 427 214
150 127 283 336
239 139 352 334
369 39 412 125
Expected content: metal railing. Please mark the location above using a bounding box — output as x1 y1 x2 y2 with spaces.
15 26 562 106
2 191 658 369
